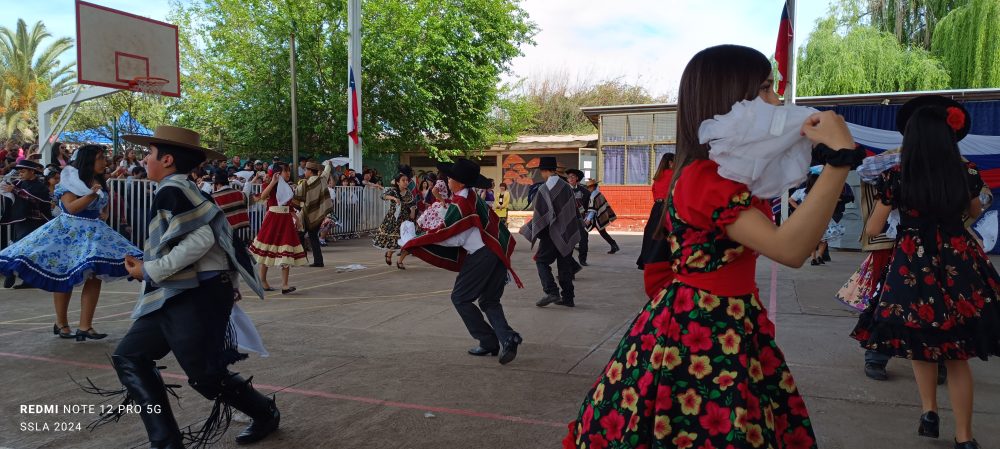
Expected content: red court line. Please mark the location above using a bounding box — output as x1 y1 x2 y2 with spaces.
0 351 565 429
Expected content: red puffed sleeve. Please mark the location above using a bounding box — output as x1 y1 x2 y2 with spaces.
671 160 761 236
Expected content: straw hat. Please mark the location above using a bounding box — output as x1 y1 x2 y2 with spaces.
122 126 225 160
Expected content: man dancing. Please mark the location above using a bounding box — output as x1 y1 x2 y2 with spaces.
91 126 279 448
295 160 333 267
565 168 589 266
521 157 581 308
402 158 523 364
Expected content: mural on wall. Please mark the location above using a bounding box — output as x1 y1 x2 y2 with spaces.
501 153 579 210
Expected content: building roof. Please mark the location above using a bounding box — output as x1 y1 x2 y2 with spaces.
489 134 598 151
579 88 1000 129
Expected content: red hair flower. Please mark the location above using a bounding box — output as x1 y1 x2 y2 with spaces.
946 106 965 132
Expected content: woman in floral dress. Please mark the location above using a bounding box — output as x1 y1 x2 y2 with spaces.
0 145 142 341
565 45 860 449
851 96 1000 449
372 172 415 269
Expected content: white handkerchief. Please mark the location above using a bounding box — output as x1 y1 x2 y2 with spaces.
276 176 294 206
231 304 269 357
699 97 818 198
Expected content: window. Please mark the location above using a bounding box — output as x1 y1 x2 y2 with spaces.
626 145 650 184
601 146 625 184
598 111 677 185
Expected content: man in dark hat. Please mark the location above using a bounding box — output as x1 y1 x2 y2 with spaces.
583 178 620 254
402 157 524 364
0 160 51 288
520 156 581 308
565 168 590 265
83 125 280 448
295 160 333 266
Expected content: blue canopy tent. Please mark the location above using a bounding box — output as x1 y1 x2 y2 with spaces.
59 112 153 146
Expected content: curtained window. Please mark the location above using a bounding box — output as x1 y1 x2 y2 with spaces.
626 145 651 184
602 146 625 184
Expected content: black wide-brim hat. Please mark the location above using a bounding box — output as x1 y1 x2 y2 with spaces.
123 125 226 160
537 156 559 171
13 160 44 173
566 168 584 179
436 158 490 189
897 94 971 141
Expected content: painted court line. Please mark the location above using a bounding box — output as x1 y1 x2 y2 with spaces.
0 351 565 429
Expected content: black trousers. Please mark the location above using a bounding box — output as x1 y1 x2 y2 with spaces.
451 248 515 350
577 221 589 261
597 227 618 249
535 232 575 301
114 274 237 394
306 228 323 265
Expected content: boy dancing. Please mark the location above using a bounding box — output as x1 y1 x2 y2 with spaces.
520 157 581 308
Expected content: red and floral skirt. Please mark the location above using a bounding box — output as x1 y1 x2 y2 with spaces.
564 282 816 449
835 249 893 312
249 208 307 267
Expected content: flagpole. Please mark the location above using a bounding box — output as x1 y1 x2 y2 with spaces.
780 0 797 225
290 22 299 180
347 0 363 171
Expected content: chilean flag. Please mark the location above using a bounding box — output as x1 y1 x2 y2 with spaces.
775 1 793 96
348 67 359 145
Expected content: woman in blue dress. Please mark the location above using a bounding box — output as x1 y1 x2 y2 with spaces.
0 145 142 341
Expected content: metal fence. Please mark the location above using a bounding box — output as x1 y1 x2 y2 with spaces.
0 180 390 250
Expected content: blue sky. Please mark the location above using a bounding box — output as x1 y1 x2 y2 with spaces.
2 0 831 98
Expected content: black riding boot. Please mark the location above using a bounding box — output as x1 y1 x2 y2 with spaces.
219 374 280 445
111 355 184 449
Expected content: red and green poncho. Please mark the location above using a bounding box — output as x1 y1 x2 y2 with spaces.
402 190 522 288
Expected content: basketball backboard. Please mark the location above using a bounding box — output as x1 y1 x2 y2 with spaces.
75 1 180 97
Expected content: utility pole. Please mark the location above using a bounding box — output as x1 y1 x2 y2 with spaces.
347 0 363 171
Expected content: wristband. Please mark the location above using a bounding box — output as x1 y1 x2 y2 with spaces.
812 143 866 169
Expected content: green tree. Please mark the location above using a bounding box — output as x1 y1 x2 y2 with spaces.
168 0 536 160
797 15 950 96
931 0 1000 88
515 73 656 135
0 19 74 141
867 0 970 50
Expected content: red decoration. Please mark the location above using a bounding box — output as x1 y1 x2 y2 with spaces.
946 106 965 132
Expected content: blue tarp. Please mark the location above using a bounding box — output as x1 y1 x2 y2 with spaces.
59 112 153 144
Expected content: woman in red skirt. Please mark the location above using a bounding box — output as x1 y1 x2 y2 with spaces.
565 45 862 449
249 163 306 294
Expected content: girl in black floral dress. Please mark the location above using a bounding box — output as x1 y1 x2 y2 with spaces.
851 96 1000 449
565 45 862 449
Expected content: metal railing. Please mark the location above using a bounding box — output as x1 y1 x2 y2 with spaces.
1 181 390 250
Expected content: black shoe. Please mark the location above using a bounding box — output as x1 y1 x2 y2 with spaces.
579 259 588 267
2 276 13 289
864 362 888 381
810 258 820 266
498 333 522 365
554 299 575 307
53 323 75 339
468 346 499 356
608 245 619 254
938 362 948 385
219 375 281 445
918 411 940 438
955 439 981 449
822 252 832 262
281 287 296 295
308 263 324 267
110 356 184 448
535 293 560 307
76 328 108 341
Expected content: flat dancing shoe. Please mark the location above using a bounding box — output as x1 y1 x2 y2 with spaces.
468 346 499 356
53 323 75 339
554 299 575 307
281 287 296 295
498 333 523 365
810 258 820 266
938 362 948 385
864 362 888 381
2 276 13 289
385 252 393 265
75 328 107 341
954 439 981 449
396 262 406 270
579 259 588 266
263 286 276 292
822 253 832 262
608 245 619 254
918 411 939 439
535 294 560 307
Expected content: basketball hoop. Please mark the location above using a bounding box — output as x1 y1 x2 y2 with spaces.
128 76 169 95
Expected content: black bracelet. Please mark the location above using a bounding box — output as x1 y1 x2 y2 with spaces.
812 143 866 169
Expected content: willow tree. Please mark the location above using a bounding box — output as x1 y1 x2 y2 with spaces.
797 16 950 96
931 0 1000 88
867 0 970 50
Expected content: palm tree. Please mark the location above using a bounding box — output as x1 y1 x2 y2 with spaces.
0 19 74 140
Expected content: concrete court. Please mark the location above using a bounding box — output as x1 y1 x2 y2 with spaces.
0 234 998 449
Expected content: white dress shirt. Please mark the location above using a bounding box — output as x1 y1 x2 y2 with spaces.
435 188 485 254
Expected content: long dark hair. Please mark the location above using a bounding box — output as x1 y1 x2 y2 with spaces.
899 105 970 220
71 145 107 190
671 45 772 185
652 152 675 181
